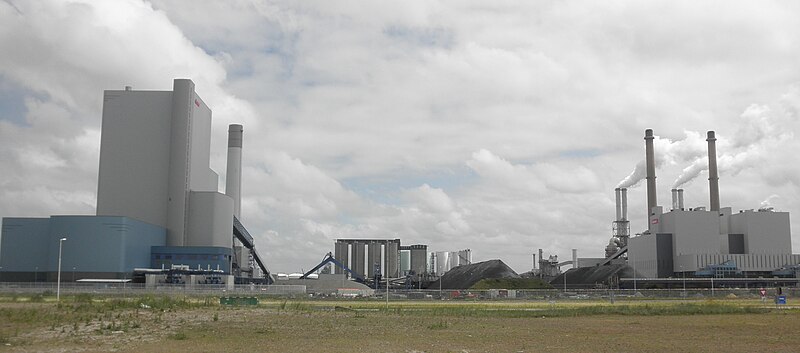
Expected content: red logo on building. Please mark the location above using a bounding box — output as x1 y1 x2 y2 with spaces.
651 218 659 224
194 99 200 107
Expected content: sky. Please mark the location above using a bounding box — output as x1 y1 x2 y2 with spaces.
2 0 800 274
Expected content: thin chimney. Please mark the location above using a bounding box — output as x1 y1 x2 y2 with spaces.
645 129 658 227
707 131 720 212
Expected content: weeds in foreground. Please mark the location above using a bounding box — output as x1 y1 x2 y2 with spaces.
427 320 449 330
169 332 188 340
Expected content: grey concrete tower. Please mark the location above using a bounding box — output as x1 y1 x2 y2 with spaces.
706 130 720 212
644 129 658 220
226 124 243 218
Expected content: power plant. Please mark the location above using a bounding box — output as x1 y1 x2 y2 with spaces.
0 79 797 292
626 129 798 279
0 79 271 285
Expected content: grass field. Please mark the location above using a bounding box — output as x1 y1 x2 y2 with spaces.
0 294 798 352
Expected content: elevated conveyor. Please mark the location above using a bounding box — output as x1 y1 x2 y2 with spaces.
300 252 365 282
233 216 275 283
598 246 627 266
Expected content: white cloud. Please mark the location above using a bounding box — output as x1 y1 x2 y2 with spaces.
2 0 800 272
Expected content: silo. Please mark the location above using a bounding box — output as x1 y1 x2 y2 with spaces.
367 242 382 277
386 240 399 278
400 251 410 276
435 251 449 275
409 244 427 277
334 241 349 275
351 242 366 277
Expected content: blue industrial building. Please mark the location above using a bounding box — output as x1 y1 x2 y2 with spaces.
0 216 165 281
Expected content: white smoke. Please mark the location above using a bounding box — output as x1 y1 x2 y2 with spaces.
759 194 779 210
671 103 791 188
616 131 705 188
616 160 646 188
672 157 707 188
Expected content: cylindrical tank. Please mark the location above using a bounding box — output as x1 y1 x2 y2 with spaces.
386 241 399 278
400 250 410 276
351 242 366 277
409 245 427 277
334 241 349 275
435 251 449 275
367 243 382 277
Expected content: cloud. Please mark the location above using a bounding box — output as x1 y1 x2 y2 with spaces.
3 0 800 273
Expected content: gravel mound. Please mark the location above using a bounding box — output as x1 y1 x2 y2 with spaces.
428 259 519 290
550 264 639 288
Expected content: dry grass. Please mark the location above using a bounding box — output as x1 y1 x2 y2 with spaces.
0 295 797 352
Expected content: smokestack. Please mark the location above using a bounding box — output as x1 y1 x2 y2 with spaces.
226 124 243 218
644 129 658 221
621 188 628 221
538 248 543 267
615 188 622 221
572 249 578 269
678 189 685 210
707 131 720 212
671 189 679 210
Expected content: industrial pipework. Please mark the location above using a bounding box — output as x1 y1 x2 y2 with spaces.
707 131 720 212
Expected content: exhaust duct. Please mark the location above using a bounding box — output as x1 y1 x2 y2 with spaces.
621 188 628 221
678 189 685 210
615 188 622 221
671 189 679 210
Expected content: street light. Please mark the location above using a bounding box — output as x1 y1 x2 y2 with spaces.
680 265 686 300
57 237 67 302
385 240 389 309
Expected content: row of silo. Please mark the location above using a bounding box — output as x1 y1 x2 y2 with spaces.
334 239 406 278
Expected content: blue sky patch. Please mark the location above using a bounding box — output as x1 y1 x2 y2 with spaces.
0 77 35 127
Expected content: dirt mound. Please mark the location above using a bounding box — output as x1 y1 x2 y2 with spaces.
428 259 519 290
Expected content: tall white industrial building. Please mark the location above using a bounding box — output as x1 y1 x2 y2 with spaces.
97 79 232 248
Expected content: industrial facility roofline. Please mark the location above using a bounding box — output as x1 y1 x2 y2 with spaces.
336 238 401 242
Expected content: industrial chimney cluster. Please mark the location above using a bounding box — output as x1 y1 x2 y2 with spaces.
625 128 797 279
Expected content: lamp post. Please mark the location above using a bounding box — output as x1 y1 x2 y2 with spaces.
680 265 686 300
34 266 38 287
631 254 637 294
385 240 389 309
57 237 67 302
710 275 714 298
72 267 76 282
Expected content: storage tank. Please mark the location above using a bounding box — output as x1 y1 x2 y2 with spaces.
409 244 428 277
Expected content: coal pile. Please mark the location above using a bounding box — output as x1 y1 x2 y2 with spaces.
428 259 519 290
550 264 638 289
